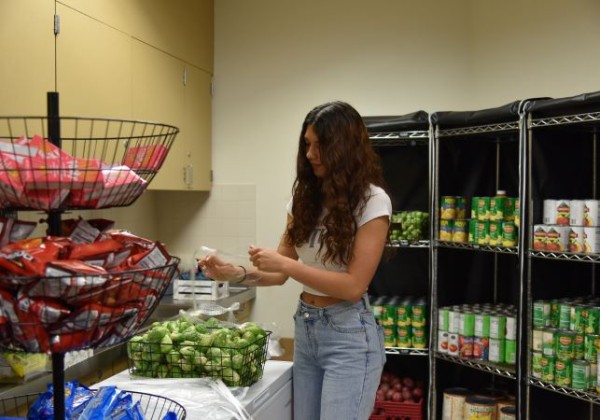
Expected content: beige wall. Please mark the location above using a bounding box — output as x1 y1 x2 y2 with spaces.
198 0 600 337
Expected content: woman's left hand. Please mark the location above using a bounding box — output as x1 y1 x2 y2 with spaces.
248 246 287 273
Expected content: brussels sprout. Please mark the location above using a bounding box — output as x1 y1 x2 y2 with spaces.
205 317 221 328
195 323 209 334
152 363 170 378
179 358 195 372
165 349 180 365
179 346 196 361
231 353 244 370
170 365 184 378
221 367 241 386
193 354 208 367
197 333 214 347
147 326 169 343
160 334 173 354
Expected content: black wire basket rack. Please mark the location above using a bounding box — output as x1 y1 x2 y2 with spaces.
0 116 179 211
0 257 180 354
0 389 187 419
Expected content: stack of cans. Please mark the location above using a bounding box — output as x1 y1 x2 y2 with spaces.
371 295 428 349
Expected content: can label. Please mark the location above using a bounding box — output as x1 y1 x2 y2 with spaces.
475 313 490 337
543 199 557 224
531 351 543 378
473 337 489 361
585 334 599 362
570 304 585 333
505 315 517 340
452 219 468 243
532 328 544 352
477 220 490 245
396 302 412 327
541 355 555 382
456 196 467 219
533 300 550 327
584 306 600 334
504 197 516 222
490 195 506 222
589 362 597 391
542 327 557 357
448 333 459 356
569 226 585 253
585 200 600 226
438 330 449 353
459 335 474 358
570 200 586 226
574 333 585 360
489 338 505 363
572 360 590 390
476 197 490 221
554 330 575 361
514 199 520 227
501 222 517 247
441 196 457 220
555 199 571 225
468 219 478 244
448 310 459 334
411 302 426 327
584 227 600 253
558 303 571 330
397 325 412 347
460 312 475 336
554 359 572 387
490 314 506 339
533 225 547 250
504 339 516 365
546 226 570 252
489 221 502 246
412 327 427 348
440 219 454 241
439 307 449 331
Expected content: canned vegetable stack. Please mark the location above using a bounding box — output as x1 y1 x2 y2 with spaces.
438 303 517 365
439 192 518 247
533 198 600 253
532 296 600 392
371 295 428 349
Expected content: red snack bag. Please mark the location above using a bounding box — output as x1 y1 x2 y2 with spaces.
60 217 101 243
17 290 70 324
0 288 49 352
50 329 97 353
123 144 168 171
126 242 171 270
68 238 122 261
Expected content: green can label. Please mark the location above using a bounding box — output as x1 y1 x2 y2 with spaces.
570 304 585 333
542 327 557 357
531 351 543 378
440 196 457 220
396 302 412 327
411 301 427 327
460 312 475 336
572 360 590 390
541 355 555 382
475 313 490 338
489 338 505 363
440 219 454 242
412 326 427 348
574 333 585 360
476 197 490 221
589 362 597 390
396 325 412 347
558 303 571 330
550 300 560 328
584 306 600 335
489 221 502 246
490 314 506 339
533 300 550 328
554 330 575 361
502 221 517 247
554 359 572 387
439 307 449 331
455 196 467 219
504 339 516 365
504 197 516 222
490 195 506 222
477 220 490 245
585 334 599 362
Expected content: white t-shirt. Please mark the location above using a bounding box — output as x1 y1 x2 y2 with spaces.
286 184 392 296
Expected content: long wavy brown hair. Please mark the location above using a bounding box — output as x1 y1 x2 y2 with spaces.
285 101 387 266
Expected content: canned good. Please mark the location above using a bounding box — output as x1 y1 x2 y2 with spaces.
490 192 506 222
585 199 600 226
460 312 475 336
439 307 450 331
542 327 557 357
505 315 517 340
543 199 558 224
474 313 490 338
531 350 543 378
590 362 598 390
411 299 427 327
412 326 427 348
476 197 490 221
448 309 459 334
569 226 585 253
541 355 555 382
468 219 478 244
532 328 544 352
490 314 506 339
570 200 586 226
554 358 572 387
533 300 551 327
473 337 489 361
452 219 468 243
489 221 502 246
550 300 560 327
464 396 496 420
396 299 412 327
477 220 490 245
585 334 599 362
440 219 454 241
574 333 585 360
459 335 474 358
442 387 470 420
504 197 516 222
397 325 412 347
499 406 516 420
489 338 505 363
558 302 571 330
504 339 516 364
532 224 547 250
546 226 570 252
514 199 520 227
448 333 459 356
570 304 586 333
441 196 457 220
584 227 600 253
585 306 600 335
456 196 468 219
438 330 449 353
555 199 571 225
501 222 517 247
554 330 575 361
572 360 590 390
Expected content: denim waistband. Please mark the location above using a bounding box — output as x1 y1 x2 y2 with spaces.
297 293 371 316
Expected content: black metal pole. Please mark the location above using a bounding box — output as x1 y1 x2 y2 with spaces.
47 91 65 420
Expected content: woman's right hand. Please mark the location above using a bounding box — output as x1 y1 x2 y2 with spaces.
198 255 244 282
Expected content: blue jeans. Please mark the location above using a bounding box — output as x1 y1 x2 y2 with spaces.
292 294 386 420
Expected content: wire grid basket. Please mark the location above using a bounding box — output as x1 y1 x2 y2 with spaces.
0 116 178 210
0 389 186 419
127 330 270 387
0 257 180 353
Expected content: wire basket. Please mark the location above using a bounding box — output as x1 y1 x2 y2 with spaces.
127 327 270 387
0 257 180 353
0 389 186 419
0 116 178 211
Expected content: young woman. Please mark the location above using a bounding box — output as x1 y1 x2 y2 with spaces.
200 100 391 420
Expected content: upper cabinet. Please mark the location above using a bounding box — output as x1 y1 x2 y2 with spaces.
0 0 55 115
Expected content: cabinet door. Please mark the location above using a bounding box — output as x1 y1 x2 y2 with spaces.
183 65 212 191
132 40 186 190
56 3 132 118
0 0 54 115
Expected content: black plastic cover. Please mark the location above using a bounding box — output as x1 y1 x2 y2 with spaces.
363 110 429 132
524 90 600 117
431 100 522 127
